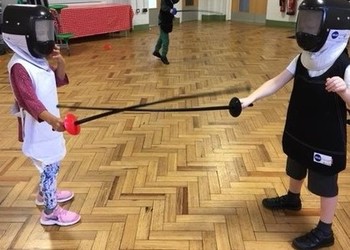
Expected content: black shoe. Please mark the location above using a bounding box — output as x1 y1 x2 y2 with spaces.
152 51 161 58
262 194 302 211
292 228 334 250
161 56 169 65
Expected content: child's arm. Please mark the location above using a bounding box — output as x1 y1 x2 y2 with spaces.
160 0 171 12
48 45 69 86
38 110 65 132
325 65 350 106
10 64 64 132
240 69 294 108
10 64 46 121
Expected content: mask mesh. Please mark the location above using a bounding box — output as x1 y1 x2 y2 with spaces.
297 10 323 36
35 20 54 42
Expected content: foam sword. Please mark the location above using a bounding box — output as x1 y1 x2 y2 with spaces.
176 9 223 15
58 85 251 135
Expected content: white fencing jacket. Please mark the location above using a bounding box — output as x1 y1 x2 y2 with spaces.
8 54 66 166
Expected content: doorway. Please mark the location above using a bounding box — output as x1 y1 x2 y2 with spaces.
231 0 267 23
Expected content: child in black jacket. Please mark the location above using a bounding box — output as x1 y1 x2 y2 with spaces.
152 0 179 65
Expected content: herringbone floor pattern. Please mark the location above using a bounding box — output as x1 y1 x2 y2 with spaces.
0 21 350 249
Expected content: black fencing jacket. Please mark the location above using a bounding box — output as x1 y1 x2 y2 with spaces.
282 50 350 175
158 0 178 33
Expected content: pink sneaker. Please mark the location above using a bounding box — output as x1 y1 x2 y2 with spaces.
40 206 81 226
35 190 74 206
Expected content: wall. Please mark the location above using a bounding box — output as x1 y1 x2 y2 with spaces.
49 0 105 4
19 0 304 29
4 0 304 27
266 0 301 25
199 0 231 21
180 0 198 23
128 0 149 27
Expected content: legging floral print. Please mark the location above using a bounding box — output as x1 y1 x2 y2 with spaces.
40 162 60 210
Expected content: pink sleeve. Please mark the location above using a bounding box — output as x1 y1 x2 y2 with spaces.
56 73 69 87
50 65 69 87
10 63 47 121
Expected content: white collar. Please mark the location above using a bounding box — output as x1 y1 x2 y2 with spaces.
2 33 50 71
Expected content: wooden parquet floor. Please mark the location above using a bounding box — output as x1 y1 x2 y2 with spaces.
1 21 350 250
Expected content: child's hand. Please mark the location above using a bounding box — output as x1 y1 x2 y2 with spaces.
39 110 66 132
325 77 347 94
239 97 254 109
50 117 65 132
48 45 65 65
47 45 66 80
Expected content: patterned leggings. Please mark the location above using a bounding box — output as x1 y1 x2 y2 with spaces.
40 162 60 210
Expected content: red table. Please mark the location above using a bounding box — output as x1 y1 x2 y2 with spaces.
60 4 133 38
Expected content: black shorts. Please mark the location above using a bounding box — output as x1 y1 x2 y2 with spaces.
286 157 338 197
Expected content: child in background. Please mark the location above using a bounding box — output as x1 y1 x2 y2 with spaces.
152 0 179 65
